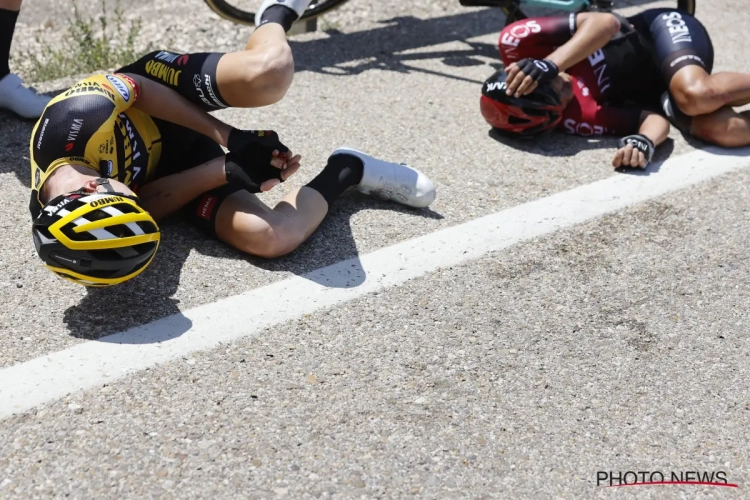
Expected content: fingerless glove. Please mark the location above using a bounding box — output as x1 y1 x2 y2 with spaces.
619 134 655 165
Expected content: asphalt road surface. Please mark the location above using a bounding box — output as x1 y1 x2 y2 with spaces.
1 0 749 498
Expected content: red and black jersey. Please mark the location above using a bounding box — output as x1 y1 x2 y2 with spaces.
498 14 664 137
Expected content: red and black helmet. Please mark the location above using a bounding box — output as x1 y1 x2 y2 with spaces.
480 70 564 138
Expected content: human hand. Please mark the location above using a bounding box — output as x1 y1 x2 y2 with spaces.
505 58 559 97
227 128 289 156
258 151 302 192
612 134 655 169
224 144 301 193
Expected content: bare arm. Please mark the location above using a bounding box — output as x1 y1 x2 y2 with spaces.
507 13 622 97
137 156 227 221
124 74 232 148
637 111 670 147
546 13 621 73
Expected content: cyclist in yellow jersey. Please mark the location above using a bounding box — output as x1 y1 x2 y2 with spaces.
30 0 436 287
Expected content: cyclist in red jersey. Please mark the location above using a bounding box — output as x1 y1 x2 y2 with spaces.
482 9 750 169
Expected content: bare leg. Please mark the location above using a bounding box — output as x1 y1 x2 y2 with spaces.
691 107 750 148
670 66 750 117
215 187 329 258
0 0 21 10
211 149 435 256
215 24 294 108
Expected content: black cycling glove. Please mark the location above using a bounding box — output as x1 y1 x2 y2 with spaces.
619 134 655 166
227 128 289 155
224 129 288 193
516 58 560 86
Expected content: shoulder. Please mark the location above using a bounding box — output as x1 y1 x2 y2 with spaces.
58 73 138 105
29 75 125 173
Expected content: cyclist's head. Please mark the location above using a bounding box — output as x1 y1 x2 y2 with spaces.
480 70 571 138
33 166 160 287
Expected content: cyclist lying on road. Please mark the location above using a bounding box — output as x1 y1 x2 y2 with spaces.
29 0 435 286
480 8 750 169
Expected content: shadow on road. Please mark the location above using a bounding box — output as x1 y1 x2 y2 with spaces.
293 5 690 167
489 126 674 156
289 0 683 81
1 110 440 343
488 128 676 174
59 196 440 344
291 10 506 84
0 1 680 343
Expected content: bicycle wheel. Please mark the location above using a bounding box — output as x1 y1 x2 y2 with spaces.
204 0 350 26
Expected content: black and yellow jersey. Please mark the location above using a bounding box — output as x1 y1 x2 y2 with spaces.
29 73 162 218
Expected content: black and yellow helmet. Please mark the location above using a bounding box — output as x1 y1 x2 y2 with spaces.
32 184 160 287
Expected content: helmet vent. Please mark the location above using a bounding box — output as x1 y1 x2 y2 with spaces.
86 210 112 221
524 108 548 117
508 115 530 125
61 225 96 242
137 221 158 233
114 203 140 214
105 224 133 238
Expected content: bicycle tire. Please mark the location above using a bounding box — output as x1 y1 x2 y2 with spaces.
300 0 350 20
204 0 350 26
677 0 696 15
503 0 696 26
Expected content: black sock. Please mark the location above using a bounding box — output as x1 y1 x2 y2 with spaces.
0 8 19 78
259 5 299 32
305 154 364 206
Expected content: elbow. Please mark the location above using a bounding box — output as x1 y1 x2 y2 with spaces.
581 12 621 38
602 13 621 37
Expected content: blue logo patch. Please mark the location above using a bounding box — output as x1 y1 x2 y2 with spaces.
106 75 130 102
100 160 114 177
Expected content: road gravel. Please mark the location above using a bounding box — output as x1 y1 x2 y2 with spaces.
1 0 749 497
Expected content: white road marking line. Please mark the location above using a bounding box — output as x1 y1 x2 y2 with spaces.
1 147 749 419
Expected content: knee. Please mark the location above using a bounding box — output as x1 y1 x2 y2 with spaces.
671 79 717 116
253 44 294 104
599 13 622 37
239 221 301 259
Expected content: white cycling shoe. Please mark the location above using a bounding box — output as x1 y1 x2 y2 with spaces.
255 0 314 27
331 147 437 208
0 73 51 119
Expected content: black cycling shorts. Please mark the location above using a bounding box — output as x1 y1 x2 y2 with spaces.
629 9 714 134
152 118 243 238
629 9 714 83
118 50 229 111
